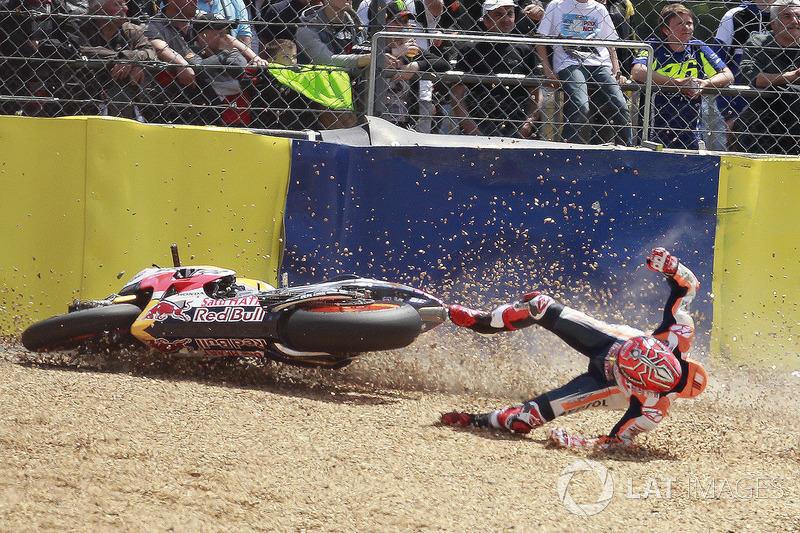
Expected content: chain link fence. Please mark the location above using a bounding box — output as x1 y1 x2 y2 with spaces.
1 0 798 155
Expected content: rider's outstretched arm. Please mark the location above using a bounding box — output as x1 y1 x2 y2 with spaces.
646 247 700 356
449 292 557 333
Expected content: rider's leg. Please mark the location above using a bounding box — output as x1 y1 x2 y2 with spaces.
442 372 625 434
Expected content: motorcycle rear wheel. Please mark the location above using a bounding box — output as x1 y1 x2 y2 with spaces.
21 304 143 352
283 302 423 353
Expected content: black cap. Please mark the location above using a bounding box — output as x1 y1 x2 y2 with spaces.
193 12 236 32
384 0 415 22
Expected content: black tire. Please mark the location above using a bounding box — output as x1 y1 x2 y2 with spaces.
283 303 423 353
21 304 142 352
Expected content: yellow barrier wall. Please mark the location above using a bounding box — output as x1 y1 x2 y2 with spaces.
0 116 290 333
713 156 800 367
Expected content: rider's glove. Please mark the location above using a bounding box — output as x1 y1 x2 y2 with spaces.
547 428 627 450
646 247 678 275
449 304 488 328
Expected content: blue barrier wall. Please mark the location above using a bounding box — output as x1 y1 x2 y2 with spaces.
281 142 719 345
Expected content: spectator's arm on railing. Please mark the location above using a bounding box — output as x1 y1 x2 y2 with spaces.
739 41 800 89
700 67 733 91
535 43 559 88
450 81 479 135
424 0 444 19
221 33 267 66
519 86 541 138
752 67 800 88
149 37 196 87
295 25 364 69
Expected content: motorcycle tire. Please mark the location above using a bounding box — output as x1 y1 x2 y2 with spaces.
283 302 423 353
21 304 143 352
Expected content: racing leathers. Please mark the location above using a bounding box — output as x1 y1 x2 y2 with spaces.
443 248 707 449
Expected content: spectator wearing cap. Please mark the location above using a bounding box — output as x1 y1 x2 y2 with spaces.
71 0 156 119
536 0 633 145
189 11 252 124
448 0 541 33
450 0 542 138
144 0 264 89
197 0 254 49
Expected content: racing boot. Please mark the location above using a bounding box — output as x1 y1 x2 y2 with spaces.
450 292 554 333
489 404 546 434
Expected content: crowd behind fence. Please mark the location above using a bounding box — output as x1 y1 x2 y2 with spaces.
1 0 799 155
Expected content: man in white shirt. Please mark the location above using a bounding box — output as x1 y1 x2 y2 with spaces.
536 0 632 145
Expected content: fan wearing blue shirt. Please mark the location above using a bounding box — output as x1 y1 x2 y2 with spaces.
631 3 733 149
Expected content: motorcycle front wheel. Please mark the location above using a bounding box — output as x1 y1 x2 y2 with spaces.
21 304 143 352
282 302 423 353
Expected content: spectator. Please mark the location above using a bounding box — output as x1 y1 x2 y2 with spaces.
145 0 263 86
295 0 401 123
454 0 540 32
145 0 207 91
262 36 299 64
255 37 356 129
713 0 774 147
295 0 397 69
736 0 800 155
536 0 633 146
631 3 732 150
359 0 444 133
599 0 636 75
71 0 156 120
198 0 254 49
257 0 314 43
190 12 251 124
375 1 450 127
143 0 263 122
450 0 541 138
0 0 82 116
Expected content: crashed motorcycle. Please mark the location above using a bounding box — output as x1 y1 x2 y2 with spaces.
21 246 447 368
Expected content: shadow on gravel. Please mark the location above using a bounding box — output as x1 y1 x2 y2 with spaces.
435 422 679 462
3 341 417 406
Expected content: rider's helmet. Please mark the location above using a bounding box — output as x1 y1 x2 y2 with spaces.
607 336 682 395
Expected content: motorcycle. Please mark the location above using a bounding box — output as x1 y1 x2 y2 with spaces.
21 246 448 368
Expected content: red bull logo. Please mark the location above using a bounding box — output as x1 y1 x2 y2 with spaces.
148 337 193 352
144 301 193 322
193 307 265 323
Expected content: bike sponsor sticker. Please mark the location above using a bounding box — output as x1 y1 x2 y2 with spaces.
201 296 260 307
201 349 265 357
148 337 193 352
144 301 192 322
193 307 265 323
195 338 269 350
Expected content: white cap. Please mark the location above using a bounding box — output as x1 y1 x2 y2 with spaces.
481 0 515 18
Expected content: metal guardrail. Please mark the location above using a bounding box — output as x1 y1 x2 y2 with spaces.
368 31 656 142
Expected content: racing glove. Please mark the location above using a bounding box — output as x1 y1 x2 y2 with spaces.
646 247 678 275
547 427 627 450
